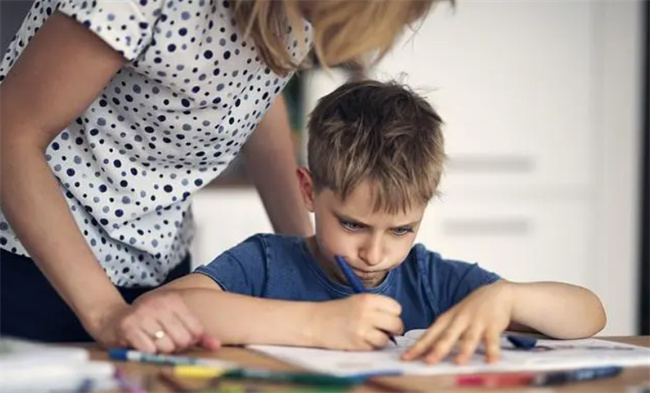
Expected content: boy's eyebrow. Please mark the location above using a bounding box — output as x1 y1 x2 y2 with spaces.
334 212 370 227
333 212 421 228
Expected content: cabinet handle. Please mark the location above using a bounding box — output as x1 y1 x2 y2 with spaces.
447 155 534 173
442 218 531 236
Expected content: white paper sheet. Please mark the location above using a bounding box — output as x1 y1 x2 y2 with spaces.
250 330 650 377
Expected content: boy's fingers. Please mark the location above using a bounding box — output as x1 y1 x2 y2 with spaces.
373 297 403 316
484 330 501 363
424 318 467 364
366 329 390 349
373 312 404 336
424 313 470 364
401 316 451 360
454 327 483 365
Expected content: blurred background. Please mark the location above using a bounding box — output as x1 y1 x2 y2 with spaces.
1 0 648 336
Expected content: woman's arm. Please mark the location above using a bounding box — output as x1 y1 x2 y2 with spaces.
242 95 313 237
0 12 129 344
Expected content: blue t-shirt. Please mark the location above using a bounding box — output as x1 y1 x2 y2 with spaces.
195 234 500 331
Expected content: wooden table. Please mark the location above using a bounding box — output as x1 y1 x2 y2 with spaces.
90 336 650 392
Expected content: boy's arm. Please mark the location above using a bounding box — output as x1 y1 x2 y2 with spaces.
128 273 404 350
424 251 606 339
161 274 318 346
404 251 607 364
506 281 606 339
403 279 606 364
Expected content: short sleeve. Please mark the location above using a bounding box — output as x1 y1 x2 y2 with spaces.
417 245 501 315
56 0 164 60
193 235 268 296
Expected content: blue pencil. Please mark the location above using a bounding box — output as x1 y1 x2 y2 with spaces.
334 255 398 345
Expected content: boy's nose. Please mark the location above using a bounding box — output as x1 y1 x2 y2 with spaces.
359 238 384 266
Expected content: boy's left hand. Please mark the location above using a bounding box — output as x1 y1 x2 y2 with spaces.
402 281 513 364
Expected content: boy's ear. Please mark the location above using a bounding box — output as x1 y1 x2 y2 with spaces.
296 167 315 212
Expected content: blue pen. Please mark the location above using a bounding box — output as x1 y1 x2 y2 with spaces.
533 366 623 386
108 348 235 368
334 255 398 345
506 334 537 350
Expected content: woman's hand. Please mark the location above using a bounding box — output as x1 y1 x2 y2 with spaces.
87 291 220 353
402 281 514 364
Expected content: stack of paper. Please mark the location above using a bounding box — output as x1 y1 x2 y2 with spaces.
0 337 116 392
250 330 650 377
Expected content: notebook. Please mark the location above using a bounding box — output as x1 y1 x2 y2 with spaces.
250 330 650 377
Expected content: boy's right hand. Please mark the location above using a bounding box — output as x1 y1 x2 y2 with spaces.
111 291 220 354
310 294 404 351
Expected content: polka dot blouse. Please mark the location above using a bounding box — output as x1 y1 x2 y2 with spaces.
0 0 312 287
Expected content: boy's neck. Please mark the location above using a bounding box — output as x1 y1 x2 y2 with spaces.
304 236 344 285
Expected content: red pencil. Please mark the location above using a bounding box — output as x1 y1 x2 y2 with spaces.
456 366 623 388
456 373 535 388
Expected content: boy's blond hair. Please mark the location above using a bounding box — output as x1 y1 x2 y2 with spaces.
307 80 445 213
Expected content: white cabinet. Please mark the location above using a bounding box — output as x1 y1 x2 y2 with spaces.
416 198 593 288
372 1 596 190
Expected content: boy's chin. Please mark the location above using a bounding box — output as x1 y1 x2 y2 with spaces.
358 271 389 287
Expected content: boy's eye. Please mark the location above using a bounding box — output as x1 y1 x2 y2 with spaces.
340 220 364 231
391 226 414 236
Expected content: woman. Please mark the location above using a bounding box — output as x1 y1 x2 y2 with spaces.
0 0 438 350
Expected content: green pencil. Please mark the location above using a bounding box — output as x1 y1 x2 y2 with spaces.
223 369 365 387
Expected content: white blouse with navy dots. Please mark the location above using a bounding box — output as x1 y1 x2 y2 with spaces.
0 0 312 287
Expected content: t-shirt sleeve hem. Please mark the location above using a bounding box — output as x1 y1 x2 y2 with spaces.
56 0 163 61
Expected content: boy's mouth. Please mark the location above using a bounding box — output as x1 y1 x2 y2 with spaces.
352 268 389 286
352 267 383 278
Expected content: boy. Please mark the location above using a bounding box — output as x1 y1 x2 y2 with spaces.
117 80 606 364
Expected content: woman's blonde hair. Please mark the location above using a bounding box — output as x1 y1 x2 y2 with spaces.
232 0 445 76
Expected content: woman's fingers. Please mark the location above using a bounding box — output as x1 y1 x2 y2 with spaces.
169 300 209 346
198 333 221 351
167 296 221 351
156 312 194 351
137 317 175 353
122 292 215 353
124 327 157 354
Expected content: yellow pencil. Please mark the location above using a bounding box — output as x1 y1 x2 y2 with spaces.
173 365 226 379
